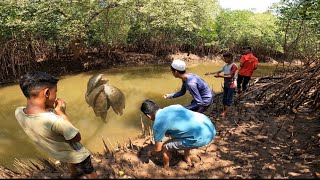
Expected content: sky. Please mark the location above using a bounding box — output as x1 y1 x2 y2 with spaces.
219 0 281 13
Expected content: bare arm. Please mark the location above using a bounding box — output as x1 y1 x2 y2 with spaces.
54 98 73 124
218 72 236 79
147 141 164 157
205 70 222 76
216 74 231 78
154 141 164 152
69 133 81 142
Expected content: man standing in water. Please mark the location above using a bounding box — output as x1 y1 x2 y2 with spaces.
163 59 214 113
237 46 259 94
15 71 98 179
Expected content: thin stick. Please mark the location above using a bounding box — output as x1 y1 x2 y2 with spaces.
101 136 111 154
106 137 116 151
140 115 145 136
128 138 134 150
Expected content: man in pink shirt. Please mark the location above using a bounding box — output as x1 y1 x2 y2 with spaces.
237 46 258 93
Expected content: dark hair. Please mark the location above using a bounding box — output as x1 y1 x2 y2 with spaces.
223 52 233 60
242 46 252 51
140 99 160 116
19 71 59 98
170 65 186 74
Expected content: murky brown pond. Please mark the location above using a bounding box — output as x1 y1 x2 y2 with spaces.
0 61 276 170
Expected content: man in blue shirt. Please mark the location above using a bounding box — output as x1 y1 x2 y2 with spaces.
140 99 216 168
163 59 214 113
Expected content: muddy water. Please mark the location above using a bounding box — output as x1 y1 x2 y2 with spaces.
0 61 276 170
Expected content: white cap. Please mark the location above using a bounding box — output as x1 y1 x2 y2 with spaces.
171 59 186 71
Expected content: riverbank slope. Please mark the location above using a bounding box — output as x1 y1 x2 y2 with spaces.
1 94 319 178
1 53 319 179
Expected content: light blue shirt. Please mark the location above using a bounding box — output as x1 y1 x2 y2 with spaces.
153 104 216 148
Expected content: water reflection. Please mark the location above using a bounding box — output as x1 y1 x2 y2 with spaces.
0 62 275 170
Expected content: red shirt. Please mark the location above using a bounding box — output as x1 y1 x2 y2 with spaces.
238 53 258 77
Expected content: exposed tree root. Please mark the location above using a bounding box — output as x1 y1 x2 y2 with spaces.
236 64 320 115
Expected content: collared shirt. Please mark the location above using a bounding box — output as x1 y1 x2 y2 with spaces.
153 104 216 147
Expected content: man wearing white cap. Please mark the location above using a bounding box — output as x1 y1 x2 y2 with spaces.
163 59 214 113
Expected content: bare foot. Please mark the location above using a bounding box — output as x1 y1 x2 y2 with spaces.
184 156 192 166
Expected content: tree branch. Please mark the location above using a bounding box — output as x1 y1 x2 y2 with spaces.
85 3 119 27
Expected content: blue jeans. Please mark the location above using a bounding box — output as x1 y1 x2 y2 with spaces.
223 87 235 106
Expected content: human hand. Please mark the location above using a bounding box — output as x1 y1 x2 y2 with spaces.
54 98 66 114
163 94 170 99
205 72 210 76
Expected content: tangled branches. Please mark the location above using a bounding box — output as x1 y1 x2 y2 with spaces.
237 64 320 115
0 38 55 84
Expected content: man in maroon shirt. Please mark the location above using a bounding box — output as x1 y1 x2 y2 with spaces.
237 46 258 94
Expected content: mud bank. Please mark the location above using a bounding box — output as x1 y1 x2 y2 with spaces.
1 92 319 179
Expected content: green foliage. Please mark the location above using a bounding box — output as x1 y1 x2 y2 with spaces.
87 6 131 46
126 0 220 50
0 0 318 63
0 0 129 46
275 0 319 63
216 10 283 53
